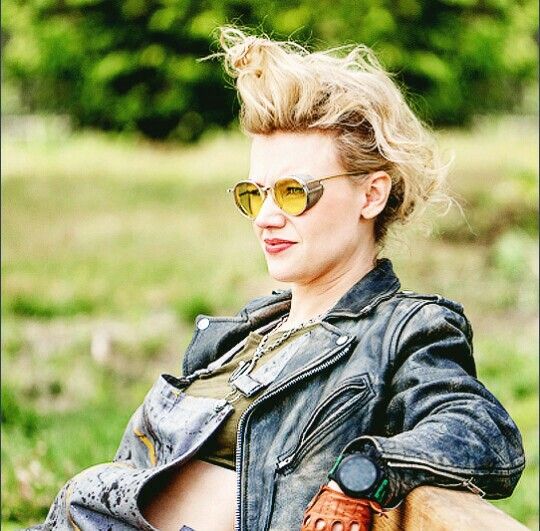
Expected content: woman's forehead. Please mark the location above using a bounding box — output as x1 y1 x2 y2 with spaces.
249 131 342 181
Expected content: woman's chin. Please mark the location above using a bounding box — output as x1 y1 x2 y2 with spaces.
266 262 308 284
267 269 294 283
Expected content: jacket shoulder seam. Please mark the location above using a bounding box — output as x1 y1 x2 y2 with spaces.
387 299 435 374
395 291 465 311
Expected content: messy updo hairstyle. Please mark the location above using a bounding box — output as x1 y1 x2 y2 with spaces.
213 27 451 244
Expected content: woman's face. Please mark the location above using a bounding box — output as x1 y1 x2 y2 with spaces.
249 130 377 287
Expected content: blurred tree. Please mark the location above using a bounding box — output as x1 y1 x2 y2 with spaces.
2 0 537 140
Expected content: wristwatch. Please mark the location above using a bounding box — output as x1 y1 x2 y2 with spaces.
327 453 389 503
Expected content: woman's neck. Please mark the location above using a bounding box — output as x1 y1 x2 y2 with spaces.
285 256 377 328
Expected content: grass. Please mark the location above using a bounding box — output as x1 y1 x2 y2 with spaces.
1 116 538 528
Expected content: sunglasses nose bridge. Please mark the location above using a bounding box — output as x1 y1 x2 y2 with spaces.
265 184 280 208
253 185 287 225
252 184 277 209
251 185 271 216
259 185 272 201
258 185 280 213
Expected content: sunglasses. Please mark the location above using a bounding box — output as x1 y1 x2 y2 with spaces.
228 171 364 219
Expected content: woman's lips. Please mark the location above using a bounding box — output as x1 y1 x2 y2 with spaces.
264 239 296 254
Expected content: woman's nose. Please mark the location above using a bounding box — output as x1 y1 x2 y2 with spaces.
253 193 286 229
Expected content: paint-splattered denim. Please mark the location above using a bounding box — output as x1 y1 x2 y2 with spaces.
31 259 525 531
29 375 233 530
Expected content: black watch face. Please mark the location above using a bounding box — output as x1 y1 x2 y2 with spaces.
338 455 378 493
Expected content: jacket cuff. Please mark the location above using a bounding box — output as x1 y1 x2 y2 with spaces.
340 436 435 508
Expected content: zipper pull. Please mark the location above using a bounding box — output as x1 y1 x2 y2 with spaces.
277 454 295 470
462 478 486 498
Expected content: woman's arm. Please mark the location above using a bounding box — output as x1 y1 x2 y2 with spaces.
341 300 525 507
302 301 524 530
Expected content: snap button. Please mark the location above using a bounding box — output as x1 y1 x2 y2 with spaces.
336 335 348 345
197 318 210 330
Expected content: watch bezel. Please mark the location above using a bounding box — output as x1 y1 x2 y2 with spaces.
328 453 388 503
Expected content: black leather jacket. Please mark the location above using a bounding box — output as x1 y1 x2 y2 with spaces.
182 259 525 531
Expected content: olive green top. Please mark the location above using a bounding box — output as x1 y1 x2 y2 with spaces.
187 324 318 470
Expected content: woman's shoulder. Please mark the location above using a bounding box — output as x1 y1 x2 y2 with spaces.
381 289 473 344
392 290 466 314
367 289 472 342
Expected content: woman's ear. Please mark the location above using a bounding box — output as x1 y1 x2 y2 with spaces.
359 171 392 220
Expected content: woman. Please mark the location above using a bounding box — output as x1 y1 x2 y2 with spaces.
33 28 524 531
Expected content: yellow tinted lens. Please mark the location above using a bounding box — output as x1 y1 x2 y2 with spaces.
274 177 307 215
233 182 264 218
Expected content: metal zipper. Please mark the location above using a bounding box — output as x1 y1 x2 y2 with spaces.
232 288 400 529
276 379 369 472
387 460 486 497
295 379 367 445
234 338 354 531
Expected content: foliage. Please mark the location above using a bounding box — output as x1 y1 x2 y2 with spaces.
2 0 538 139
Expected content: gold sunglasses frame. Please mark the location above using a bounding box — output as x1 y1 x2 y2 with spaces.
227 171 364 219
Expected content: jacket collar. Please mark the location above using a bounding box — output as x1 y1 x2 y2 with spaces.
184 259 400 375
244 258 400 322
326 258 401 318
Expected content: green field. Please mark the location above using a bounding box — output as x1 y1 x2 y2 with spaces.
1 117 538 528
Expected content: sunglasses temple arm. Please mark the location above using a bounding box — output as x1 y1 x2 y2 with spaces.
314 171 366 183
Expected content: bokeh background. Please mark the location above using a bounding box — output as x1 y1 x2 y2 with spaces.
1 1 538 528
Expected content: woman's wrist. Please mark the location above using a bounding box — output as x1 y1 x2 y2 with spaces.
327 479 344 493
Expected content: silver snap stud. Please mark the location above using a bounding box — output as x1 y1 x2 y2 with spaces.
336 335 348 345
197 318 210 330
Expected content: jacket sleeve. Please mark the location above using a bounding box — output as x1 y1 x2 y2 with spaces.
343 300 525 507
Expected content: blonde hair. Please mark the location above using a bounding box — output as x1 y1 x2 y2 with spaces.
213 27 451 243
